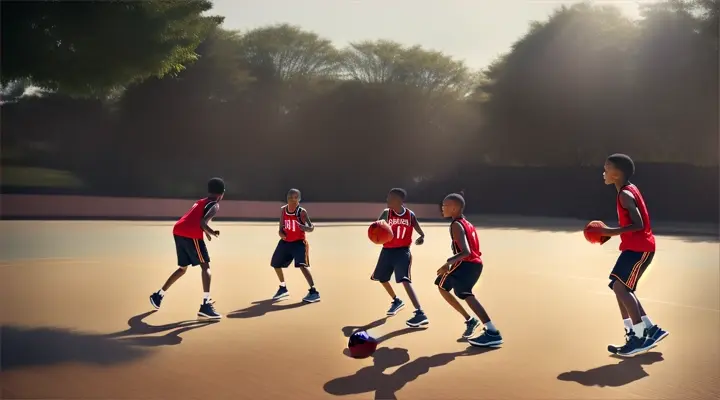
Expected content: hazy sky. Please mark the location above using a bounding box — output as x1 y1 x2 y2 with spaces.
211 0 646 70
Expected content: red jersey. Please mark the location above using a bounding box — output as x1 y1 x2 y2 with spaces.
617 184 656 252
450 217 482 267
384 207 415 248
173 198 217 239
282 205 306 242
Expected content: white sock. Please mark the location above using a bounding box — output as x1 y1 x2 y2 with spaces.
158 289 165 296
203 292 210 301
641 315 654 329
623 318 632 333
280 282 286 287
633 322 645 338
485 321 498 332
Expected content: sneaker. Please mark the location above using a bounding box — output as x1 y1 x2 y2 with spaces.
273 285 289 300
198 299 222 319
387 298 405 316
302 288 321 303
149 291 163 309
462 317 480 338
616 332 655 357
641 325 669 349
607 330 631 354
406 310 429 328
468 328 504 347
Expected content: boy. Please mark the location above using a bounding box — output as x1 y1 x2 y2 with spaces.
586 154 669 357
436 192 503 347
370 188 428 328
149 177 225 319
271 189 320 303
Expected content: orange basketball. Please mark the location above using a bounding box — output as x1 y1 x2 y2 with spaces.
368 220 394 245
584 220 608 244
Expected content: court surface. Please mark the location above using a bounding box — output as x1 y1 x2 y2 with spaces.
1 221 718 400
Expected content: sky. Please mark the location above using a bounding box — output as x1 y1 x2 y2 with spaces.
211 0 649 71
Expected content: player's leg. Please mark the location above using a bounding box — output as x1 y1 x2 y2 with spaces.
395 249 427 327
372 249 404 315
609 251 654 356
270 240 293 300
455 263 502 347
193 239 221 319
296 240 320 303
435 271 477 337
151 235 191 309
629 253 668 348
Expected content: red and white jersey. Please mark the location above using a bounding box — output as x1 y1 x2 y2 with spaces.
449 217 482 268
617 184 656 252
173 198 217 239
384 207 415 248
282 205 306 242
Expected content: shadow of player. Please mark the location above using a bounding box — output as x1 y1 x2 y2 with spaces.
325 346 498 399
557 352 664 387
103 310 218 346
341 317 389 338
226 299 307 319
1 325 151 370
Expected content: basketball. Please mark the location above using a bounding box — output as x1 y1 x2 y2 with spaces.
348 330 378 359
368 220 393 245
584 220 608 244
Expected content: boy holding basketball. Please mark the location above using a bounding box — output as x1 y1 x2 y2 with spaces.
437 192 503 347
371 188 428 328
149 178 225 319
586 154 668 357
271 189 320 304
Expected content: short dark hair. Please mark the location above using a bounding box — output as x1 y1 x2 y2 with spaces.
389 188 407 200
287 188 301 197
444 193 465 211
606 153 635 180
207 177 225 195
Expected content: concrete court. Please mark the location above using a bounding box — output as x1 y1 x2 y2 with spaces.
1 220 718 400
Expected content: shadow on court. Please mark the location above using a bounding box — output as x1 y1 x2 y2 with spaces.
1 325 150 370
226 299 308 319
557 352 664 387
325 346 498 400
104 310 218 346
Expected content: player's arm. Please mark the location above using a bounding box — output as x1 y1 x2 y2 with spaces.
201 203 220 238
278 209 286 238
599 191 645 236
297 209 314 232
411 212 425 244
378 209 389 222
444 221 470 268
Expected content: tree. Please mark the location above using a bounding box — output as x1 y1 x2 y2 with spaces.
341 40 476 96
1 0 222 97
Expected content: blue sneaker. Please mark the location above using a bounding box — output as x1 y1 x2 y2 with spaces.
198 299 222 319
607 330 631 354
302 288 321 303
616 331 655 357
468 328 503 347
463 317 480 338
642 325 669 348
273 285 289 300
406 310 428 328
387 298 405 316
149 291 163 309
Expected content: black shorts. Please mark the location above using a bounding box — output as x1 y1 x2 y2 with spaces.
435 261 483 300
609 251 655 292
174 235 210 267
371 247 412 284
271 239 309 268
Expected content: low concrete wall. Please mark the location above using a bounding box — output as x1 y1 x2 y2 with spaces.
0 195 441 221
